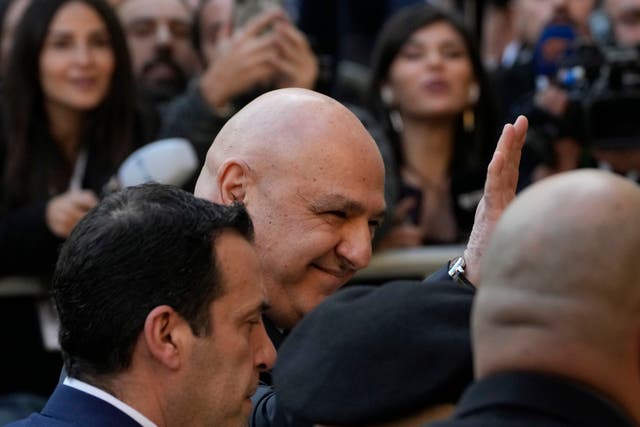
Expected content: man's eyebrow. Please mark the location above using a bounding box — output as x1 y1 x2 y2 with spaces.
310 194 386 220
239 300 271 318
309 194 364 213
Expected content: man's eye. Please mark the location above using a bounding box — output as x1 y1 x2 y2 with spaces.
369 220 382 238
170 21 191 39
246 317 262 331
327 211 347 219
129 21 155 37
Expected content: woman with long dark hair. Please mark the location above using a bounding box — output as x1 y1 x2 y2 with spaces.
370 4 499 248
0 0 155 276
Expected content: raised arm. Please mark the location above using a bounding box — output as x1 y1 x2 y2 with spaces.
463 115 528 285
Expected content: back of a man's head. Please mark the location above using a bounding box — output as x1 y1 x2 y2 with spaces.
54 183 253 382
473 169 640 421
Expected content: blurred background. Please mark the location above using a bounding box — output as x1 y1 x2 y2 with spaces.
3 0 640 422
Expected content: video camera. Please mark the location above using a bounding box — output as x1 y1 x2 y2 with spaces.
582 45 640 149
530 23 640 156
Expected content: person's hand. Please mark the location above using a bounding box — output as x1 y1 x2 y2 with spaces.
272 20 318 90
463 115 528 284
376 197 423 250
199 9 285 110
46 190 98 238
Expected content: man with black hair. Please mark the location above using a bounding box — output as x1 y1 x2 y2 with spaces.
7 184 276 427
116 0 200 104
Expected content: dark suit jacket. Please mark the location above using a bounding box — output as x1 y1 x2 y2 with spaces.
426 372 636 427
5 384 143 427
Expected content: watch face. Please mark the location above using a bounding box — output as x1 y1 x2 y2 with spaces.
449 257 465 275
448 257 473 286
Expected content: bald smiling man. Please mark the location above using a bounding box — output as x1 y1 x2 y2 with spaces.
194 88 528 427
195 89 387 330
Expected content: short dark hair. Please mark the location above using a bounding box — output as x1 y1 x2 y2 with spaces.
54 183 254 380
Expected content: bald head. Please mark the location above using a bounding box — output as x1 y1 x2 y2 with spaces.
473 170 640 419
195 88 386 330
483 169 640 298
195 88 384 203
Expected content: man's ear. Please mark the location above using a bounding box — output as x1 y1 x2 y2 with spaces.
216 158 251 205
143 305 191 371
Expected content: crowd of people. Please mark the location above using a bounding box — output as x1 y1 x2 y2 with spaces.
2 0 640 426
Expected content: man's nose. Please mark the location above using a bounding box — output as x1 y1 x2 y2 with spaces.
255 323 277 372
336 220 373 271
155 22 171 47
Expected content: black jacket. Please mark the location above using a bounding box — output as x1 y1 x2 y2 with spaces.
250 266 474 427
0 105 157 278
426 372 636 427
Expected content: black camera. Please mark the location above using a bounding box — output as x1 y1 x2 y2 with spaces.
583 45 640 150
530 41 640 156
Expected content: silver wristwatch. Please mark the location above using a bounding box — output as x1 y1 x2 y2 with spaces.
448 256 473 286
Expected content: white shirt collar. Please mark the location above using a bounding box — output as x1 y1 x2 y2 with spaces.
63 377 158 427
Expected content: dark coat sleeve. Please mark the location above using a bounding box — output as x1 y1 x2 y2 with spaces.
0 103 155 278
0 130 62 277
427 263 454 282
0 201 63 277
250 384 308 427
249 277 475 427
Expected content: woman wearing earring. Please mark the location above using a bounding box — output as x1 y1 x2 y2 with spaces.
369 4 499 248
0 0 156 277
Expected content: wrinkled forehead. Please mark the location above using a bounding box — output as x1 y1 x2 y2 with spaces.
264 103 383 171
267 123 386 209
117 0 191 22
235 90 386 201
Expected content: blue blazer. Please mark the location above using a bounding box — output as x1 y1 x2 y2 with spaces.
5 384 142 427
